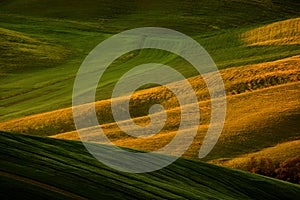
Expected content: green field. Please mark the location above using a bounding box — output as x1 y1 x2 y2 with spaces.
1 131 300 199
1 0 300 198
1 0 300 121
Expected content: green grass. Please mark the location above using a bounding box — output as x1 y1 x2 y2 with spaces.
0 0 299 34
0 27 71 74
1 1 300 121
1 131 300 199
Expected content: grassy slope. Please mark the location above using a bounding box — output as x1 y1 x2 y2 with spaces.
1 56 299 163
1 131 300 200
218 140 300 170
1 55 299 134
1 1 300 121
0 27 70 74
49 82 299 162
0 15 109 121
1 0 299 34
0 0 299 191
242 17 300 46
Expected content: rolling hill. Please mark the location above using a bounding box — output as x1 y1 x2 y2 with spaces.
1 0 299 34
1 0 300 197
218 140 300 170
1 55 299 135
1 131 300 199
0 27 71 74
0 56 299 170
1 1 300 121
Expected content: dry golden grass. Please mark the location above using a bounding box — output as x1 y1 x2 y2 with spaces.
205 82 300 160
1 55 299 137
242 18 300 46
214 139 300 170
0 53 299 163
50 82 300 162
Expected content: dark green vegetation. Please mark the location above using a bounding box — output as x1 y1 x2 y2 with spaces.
1 131 300 200
1 0 300 121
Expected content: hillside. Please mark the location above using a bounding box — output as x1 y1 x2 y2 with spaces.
1 1 300 121
1 0 300 195
1 131 300 199
1 55 299 164
218 140 300 170
1 55 299 135
242 17 300 46
50 82 300 162
1 0 299 34
0 27 71 74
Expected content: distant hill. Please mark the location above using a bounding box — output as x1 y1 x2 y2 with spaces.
0 1 299 120
1 0 300 34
